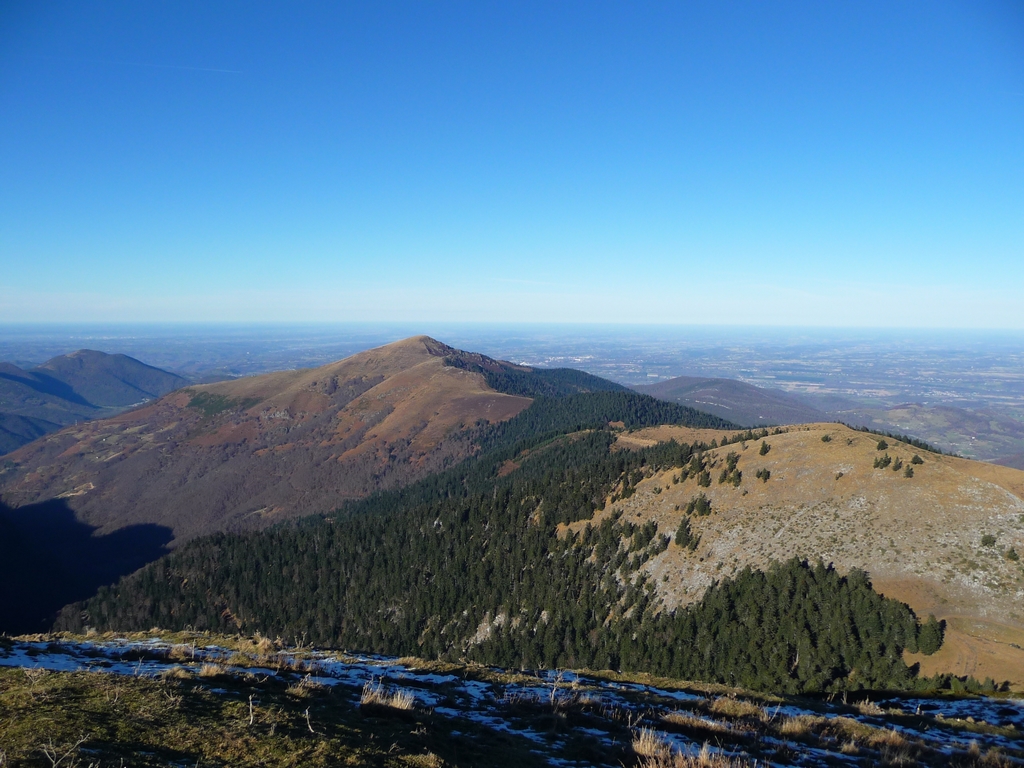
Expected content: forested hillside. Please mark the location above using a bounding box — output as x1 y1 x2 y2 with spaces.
61 389 941 694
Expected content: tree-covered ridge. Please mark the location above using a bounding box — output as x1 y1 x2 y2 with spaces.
472 391 736 456
61 393 940 694
443 351 627 398
841 423 949 455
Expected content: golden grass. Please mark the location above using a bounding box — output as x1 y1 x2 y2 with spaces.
359 681 415 711
777 714 825 738
158 666 192 681
709 696 764 719
636 741 755 767
854 698 885 716
662 711 734 735
840 740 860 755
867 726 909 750
168 644 194 662
197 663 227 678
285 674 328 698
253 634 276 657
633 728 672 759
403 754 445 768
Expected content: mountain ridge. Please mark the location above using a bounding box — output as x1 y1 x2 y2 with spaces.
0 336 533 541
0 349 186 454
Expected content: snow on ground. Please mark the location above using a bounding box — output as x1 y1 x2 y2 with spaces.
2 638 1022 767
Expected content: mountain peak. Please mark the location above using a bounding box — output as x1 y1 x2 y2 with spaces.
2 336 533 541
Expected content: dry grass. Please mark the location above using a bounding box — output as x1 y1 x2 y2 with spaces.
854 698 885 716
868 726 909 750
637 741 755 767
969 744 1014 768
870 729 919 767
359 681 415 712
777 714 825 738
197 663 227 678
708 696 764 720
840 740 860 755
879 743 914 767
285 674 328 698
168 644 194 662
662 711 735 735
404 754 445 768
825 715 877 743
158 666 192 681
633 728 672 759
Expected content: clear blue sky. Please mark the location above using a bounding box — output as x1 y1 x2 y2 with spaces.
1 2 1022 327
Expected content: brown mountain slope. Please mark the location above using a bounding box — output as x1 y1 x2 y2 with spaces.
577 423 1024 685
0 336 531 542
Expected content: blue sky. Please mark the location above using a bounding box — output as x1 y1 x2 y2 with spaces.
1 2 1022 327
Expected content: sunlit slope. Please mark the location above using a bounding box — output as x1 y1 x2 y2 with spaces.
595 423 1024 683
0 336 531 541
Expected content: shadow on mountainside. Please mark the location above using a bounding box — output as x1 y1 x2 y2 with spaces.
0 499 172 635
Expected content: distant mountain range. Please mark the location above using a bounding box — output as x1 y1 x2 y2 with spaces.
0 350 186 454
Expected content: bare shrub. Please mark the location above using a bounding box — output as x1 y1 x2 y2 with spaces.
40 734 89 768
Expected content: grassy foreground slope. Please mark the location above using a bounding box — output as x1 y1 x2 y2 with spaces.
3 632 1021 768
